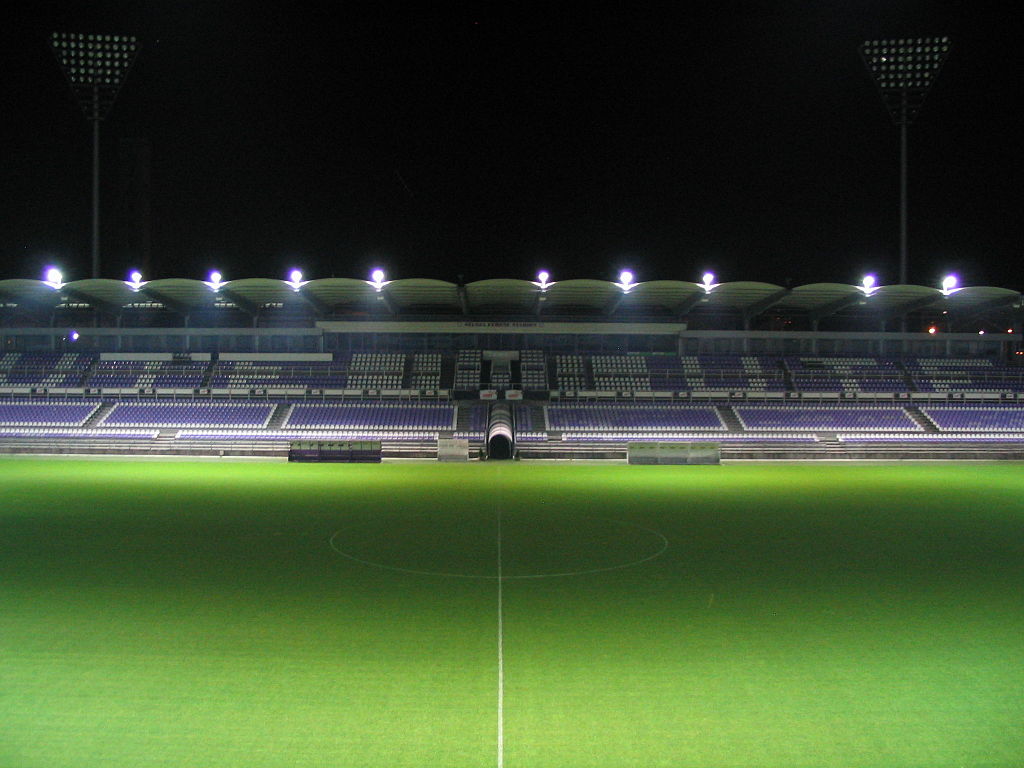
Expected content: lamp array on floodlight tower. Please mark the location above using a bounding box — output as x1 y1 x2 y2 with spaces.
50 32 140 279
860 37 951 286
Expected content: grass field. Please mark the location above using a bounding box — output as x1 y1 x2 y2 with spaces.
2 459 1023 767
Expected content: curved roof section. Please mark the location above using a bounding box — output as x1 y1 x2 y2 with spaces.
615 280 705 313
385 278 460 311
301 278 380 312
539 280 621 312
699 281 788 311
465 279 540 312
774 283 863 311
0 279 67 309
134 279 222 312
0 277 1019 321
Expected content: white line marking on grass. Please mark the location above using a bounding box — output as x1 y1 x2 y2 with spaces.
497 507 505 768
328 520 669 580
328 516 671 768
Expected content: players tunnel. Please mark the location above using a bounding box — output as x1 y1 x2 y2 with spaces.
487 403 515 460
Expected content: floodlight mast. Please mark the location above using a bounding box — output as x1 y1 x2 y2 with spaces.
50 33 140 279
860 37 951 286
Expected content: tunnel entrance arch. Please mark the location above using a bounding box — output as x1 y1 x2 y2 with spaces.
487 403 515 459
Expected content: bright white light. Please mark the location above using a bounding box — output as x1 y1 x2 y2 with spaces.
858 274 880 296
979 330 985 335
44 267 63 288
289 269 303 284
702 272 715 286
129 270 142 284
617 270 635 291
537 270 550 286
207 271 224 291
69 330 80 342
928 326 938 335
941 274 958 293
369 268 387 292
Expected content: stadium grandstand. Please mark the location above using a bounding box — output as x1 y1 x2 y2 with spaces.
2 271 1024 460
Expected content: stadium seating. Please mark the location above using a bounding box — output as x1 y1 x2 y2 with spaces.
0 400 99 426
552 354 588 390
547 403 724 432
513 403 546 442
408 353 443 389
646 355 687 391
591 355 651 391
0 352 93 388
519 350 548 390
679 355 787 391
208 361 347 389
345 353 406 389
285 402 455 431
0 427 159 439
906 357 1024 392
735 405 920 431
87 360 208 389
102 402 274 428
454 350 482 391
786 357 909 393
3 348 1024 459
921 406 1024 432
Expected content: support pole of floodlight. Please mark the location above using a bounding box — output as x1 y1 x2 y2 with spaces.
50 33 141 279
899 90 908 285
860 37 951 287
92 86 100 279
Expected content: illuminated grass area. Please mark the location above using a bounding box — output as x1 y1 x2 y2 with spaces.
2 459 1023 767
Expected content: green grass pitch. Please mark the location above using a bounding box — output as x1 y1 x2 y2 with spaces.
2 459 1023 767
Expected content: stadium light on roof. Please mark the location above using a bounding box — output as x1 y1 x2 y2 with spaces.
370 268 386 291
50 32 141 279
207 271 224 291
537 270 551 290
287 269 304 290
860 274 879 295
127 270 144 290
860 36 951 287
617 270 635 292
44 267 64 288
701 272 716 292
941 274 958 294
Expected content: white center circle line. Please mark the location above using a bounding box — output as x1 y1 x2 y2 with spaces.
327 520 669 580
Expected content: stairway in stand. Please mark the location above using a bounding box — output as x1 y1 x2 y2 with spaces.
715 405 745 433
266 403 293 430
904 405 941 433
82 402 116 428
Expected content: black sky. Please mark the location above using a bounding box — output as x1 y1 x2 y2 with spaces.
1 2 1020 287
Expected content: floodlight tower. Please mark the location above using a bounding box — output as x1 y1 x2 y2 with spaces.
860 37 950 286
50 32 140 279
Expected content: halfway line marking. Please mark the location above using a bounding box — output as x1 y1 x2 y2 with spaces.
497 507 504 768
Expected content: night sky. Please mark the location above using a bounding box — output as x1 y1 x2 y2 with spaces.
2 2 1020 288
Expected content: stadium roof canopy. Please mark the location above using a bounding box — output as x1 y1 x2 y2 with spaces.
0 277 1020 324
